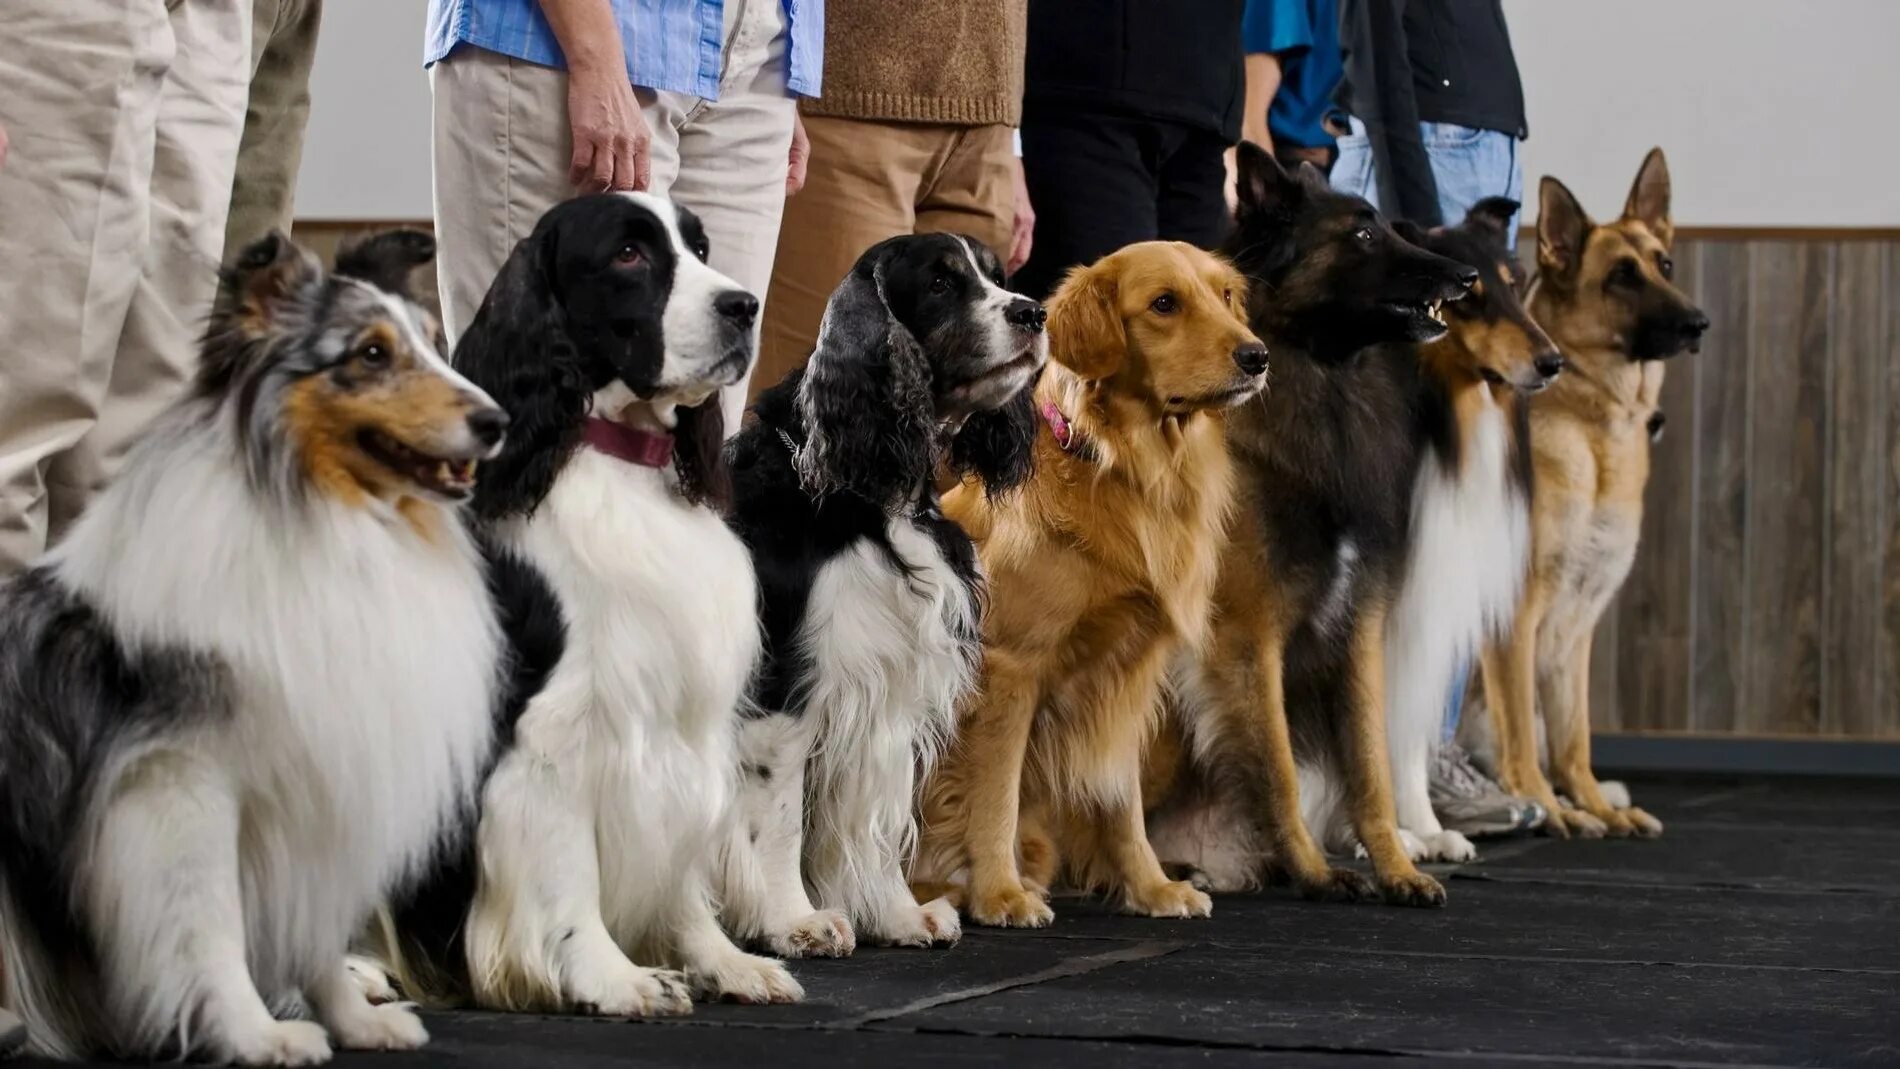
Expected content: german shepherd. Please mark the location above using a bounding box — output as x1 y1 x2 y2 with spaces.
1148 143 1476 907
1463 149 1708 837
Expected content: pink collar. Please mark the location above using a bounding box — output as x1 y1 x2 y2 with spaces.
1039 400 1076 451
583 416 674 469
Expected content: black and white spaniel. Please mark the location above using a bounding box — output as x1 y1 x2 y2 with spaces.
723 234 1046 951
380 192 804 1015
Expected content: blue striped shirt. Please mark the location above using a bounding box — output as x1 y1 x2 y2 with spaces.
425 0 824 99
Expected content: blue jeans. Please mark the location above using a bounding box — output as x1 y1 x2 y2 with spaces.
1331 118 1524 249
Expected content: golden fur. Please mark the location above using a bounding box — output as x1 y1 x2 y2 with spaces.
913 242 1265 927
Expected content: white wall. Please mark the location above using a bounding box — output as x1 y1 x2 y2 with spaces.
1503 0 1899 227
295 0 1900 227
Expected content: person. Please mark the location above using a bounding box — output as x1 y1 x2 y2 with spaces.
225 0 326 257
1010 0 1246 301
0 0 251 575
0 124 23 1061
1331 0 1526 243
1238 0 1343 173
427 0 823 429
755 0 1031 392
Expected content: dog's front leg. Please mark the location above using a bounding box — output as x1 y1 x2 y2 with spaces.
1547 632 1662 839
1340 603 1447 908
1480 589 1569 831
304 958 426 1053
89 752 331 1066
667 873 804 1004
957 649 1055 928
722 714 855 958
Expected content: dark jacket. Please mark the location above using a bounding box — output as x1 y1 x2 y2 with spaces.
1025 0 1247 140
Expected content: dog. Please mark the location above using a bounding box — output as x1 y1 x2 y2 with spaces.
0 231 505 1063
724 234 1045 951
1147 143 1476 907
912 240 1268 928
1372 202 1560 863
377 192 801 1016
1463 149 1708 838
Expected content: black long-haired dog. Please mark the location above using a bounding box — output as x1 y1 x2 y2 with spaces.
376 192 805 1016
722 234 1044 953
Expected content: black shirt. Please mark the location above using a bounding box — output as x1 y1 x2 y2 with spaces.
1025 0 1247 140
1336 0 1527 226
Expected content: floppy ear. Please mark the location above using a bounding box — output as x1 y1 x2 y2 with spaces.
795 262 935 508
671 396 730 510
1462 197 1520 248
456 233 588 521
333 228 436 299
1537 176 1591 280
947 382 1039 497
1045 263 1124 381
1622 147 1674 247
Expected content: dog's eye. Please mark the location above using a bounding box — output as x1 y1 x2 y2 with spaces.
1610 259 1643 288
1657 255 1675 280
1354 227 1374 244
930 274 952 295
693 241 710 261
1150 293 1179 315
357 343 390 368
615 244 645 268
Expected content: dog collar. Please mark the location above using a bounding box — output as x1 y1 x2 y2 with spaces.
583 416 674 469
1039 400 1076 451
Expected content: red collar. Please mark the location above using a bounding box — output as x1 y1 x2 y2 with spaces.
583 416 674 469
1039 400 1076 451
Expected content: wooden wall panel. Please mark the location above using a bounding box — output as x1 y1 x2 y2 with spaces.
1686 240 1752 734
1824 244 1889 735
1883 245 1900 738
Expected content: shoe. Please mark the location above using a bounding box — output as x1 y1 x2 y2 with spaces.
0 1007 25 1059
1431 743 1546 838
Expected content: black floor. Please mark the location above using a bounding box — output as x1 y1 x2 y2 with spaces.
31 774 1900 1067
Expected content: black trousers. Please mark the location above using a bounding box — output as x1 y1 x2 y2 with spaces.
1012 109 1231 301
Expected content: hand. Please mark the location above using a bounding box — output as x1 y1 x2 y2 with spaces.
565 63 651 192
785 112 810 196
1007 156 1034 275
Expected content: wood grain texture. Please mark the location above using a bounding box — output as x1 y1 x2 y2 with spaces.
1883 244 1900 738
1823 243 1888 735
1688 240 1752 734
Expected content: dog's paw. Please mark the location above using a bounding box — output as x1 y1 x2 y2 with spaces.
694 953 804 1005
969 883 1054 928
878 897 962 948
1624 806 1663 837
768 910 856 959
571 965 694 1018
344 955 399 1005
327 1001 428 1052
1419 829 1478 864
1122 879 1213 919
1395 827 1430 862
1379 871 1447 909
220 1020 333 1067
1598 779 1633 810
1551 807 1609 839
1298 866 1378 904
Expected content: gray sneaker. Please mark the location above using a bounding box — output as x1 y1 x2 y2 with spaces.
1430 743 1546 838
0 1007 25 1059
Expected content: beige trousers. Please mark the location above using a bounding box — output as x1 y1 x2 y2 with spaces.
757 117 1014 395
0 0 250 573
224 0 324 259
431 0 797 430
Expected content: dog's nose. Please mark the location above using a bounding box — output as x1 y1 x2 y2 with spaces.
1006 299 1046 333
1533 351 1565 380
1233 341 1270 377
1454 266 1479 291
715 290 760 325
1681 310 1711 338
467 407 510 447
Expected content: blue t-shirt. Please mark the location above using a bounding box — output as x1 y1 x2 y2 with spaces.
1241 0 1342 149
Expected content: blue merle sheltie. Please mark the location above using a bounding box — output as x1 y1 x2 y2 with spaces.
723 235 1045 953
0 231 507 1063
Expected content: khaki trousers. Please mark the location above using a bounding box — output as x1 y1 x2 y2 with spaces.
756 116 1014 395
0 0 250 573
224 0 323 258
431 0 796 431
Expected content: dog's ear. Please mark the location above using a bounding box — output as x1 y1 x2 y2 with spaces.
795 259 935 509
1390 218 1430 246
456 232 587 521
1462 197 1520 248
334 229 436 299
671 395 731 511
1622 147 1674 248
1537 176 1592 281
1233 140 1304 224
221 230 323 326
1045 262 1124 381
948 382 1039 497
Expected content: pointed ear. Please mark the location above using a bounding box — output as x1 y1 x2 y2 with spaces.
1462 197 1520 247
334 228 436 299
1233 139 1304 223
222 230 322 326
1622 147 1674 247
1537 176 1591 279
1045 262 1124 381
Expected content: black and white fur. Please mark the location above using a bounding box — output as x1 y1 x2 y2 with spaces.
0 233 504 1063
724 235 1044 951
380 192 801 1014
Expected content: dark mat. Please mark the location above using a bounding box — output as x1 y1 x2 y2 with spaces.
1470 824 1900 893
1594 775 1900 830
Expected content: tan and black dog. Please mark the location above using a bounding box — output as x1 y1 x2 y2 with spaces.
1465 149 1708 837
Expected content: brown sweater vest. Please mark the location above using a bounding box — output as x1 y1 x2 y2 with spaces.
800 0 1026 126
